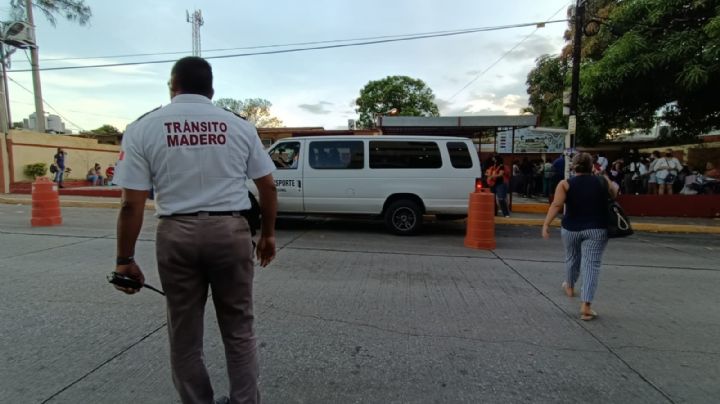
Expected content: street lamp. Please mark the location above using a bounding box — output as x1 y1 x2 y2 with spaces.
0 20 37 132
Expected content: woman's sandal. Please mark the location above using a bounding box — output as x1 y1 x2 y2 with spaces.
561 281 575 297
580 310 598 321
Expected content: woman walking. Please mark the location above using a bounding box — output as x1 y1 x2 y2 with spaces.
541 153 618 320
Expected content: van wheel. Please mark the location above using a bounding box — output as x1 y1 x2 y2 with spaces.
384 200 422 235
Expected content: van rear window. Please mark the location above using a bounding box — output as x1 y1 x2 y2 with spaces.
309 141 364 169
369 141 441 169
447 142 473 169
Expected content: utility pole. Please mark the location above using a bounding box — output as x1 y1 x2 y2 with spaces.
565 0 585 179
186 10 204 57
25 0 45 132
0 47 9 132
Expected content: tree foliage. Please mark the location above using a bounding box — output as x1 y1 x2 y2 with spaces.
527 0 720 144
10 0 92 26
580 0 720 142
91 124 121 136
214 98 284 128
355 76 439 129
525 55 568 128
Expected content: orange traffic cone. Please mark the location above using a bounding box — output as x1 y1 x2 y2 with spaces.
464 188 496 249
31 177 62 227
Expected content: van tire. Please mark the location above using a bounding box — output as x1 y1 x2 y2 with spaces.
384 200 422 235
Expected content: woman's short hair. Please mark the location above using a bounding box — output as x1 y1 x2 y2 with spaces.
572 152 593 173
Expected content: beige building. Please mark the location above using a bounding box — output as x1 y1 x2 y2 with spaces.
1 130 120 192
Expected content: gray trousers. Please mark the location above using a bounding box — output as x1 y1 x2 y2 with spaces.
561 227 608 303
157 214 259 404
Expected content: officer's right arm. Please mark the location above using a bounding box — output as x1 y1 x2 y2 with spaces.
114 124 152 292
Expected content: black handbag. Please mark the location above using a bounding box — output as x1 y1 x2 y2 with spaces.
597 176 633 238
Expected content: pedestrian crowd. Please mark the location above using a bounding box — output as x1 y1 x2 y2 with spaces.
510 156 563 198
506 148 719 198
593 149 719 196
49 147 117 187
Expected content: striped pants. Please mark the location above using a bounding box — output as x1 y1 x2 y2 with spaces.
561 228 608 303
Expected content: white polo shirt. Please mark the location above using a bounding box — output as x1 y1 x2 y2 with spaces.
115 94 275 216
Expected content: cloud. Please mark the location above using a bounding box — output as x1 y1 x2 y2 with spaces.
298 101 333 115
503 35 561 62
435 98 452 112
437 92 529 118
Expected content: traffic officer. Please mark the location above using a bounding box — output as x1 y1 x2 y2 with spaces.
113 56 277 404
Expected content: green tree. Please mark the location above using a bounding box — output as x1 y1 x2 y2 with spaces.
561 0 618 61
214 98 284 128
525 55 568 128
575 0 720 143
355 76 439 129
91 124 121 136
10 0 92 26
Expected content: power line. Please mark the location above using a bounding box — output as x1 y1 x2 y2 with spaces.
7 76 86 131
7 19 568 73
12 22 566 64
447 3 571 101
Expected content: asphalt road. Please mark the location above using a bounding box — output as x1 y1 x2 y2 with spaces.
0 205 718 404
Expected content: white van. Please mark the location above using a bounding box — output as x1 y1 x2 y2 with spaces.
257 135 482 234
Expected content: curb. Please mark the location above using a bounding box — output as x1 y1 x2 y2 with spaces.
2 196 718 235
495 217 720 235
0 196 155 210
510 203 549 214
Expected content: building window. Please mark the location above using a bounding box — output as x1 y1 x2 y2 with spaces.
369 141 442 169
309 141 364 169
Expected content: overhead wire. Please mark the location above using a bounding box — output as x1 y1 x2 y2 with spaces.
13 22 565 64
7 76 86 131
7 19 568 73
447 3 571 101
5 14 570 129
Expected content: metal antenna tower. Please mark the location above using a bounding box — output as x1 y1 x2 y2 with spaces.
186 9 204 57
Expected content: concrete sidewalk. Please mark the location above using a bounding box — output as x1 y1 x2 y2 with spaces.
1 193 718 234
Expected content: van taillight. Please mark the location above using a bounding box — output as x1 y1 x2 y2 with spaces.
475 178 483 192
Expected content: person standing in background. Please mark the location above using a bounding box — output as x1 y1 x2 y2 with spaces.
53 148 66 188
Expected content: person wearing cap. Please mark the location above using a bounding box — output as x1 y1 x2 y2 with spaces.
112 56 278 404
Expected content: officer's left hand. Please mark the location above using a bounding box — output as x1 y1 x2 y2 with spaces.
256 236 276 267
114 262 145 294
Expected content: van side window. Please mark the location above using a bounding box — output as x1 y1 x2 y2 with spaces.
446 142 473 169
268 141 300 170
309 141 364 169
369 141 442 169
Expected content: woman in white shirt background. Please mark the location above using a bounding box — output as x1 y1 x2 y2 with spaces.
654 149 683 195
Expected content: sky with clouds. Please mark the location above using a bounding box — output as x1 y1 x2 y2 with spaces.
2 0 571 132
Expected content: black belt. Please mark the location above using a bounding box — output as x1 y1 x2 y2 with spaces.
160 210 249 218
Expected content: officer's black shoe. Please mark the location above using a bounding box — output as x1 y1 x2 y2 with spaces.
214 396 230 404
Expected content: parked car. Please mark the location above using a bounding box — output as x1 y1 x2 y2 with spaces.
250 135 483 235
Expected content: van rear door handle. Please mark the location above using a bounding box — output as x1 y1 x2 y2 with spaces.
298 180 301 188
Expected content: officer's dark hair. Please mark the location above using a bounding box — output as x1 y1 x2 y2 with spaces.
170 57 213 97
